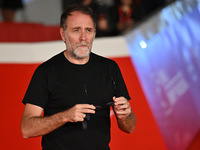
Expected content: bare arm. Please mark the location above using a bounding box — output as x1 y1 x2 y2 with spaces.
21 103 95 139
113 97 136 133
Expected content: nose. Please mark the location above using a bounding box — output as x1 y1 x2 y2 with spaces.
80 31 86 41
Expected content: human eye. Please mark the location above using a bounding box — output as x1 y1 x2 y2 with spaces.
73 29 79 32
86 28 93 33
72 27 80 32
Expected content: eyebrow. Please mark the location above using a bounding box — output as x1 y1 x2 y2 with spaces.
72 27 81 30
72 26 94 30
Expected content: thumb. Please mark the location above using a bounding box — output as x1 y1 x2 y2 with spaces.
113 96 116 102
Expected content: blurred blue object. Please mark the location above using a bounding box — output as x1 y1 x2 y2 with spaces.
125 0 200 149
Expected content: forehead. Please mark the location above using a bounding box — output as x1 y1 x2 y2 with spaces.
66 11 94 28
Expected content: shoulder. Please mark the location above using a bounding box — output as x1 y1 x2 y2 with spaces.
39 51 64 67
91 52 117 65
35 51 64 74
90 52 120 72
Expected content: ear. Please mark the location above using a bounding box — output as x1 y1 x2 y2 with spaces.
93 28 96 39
60 28 66 42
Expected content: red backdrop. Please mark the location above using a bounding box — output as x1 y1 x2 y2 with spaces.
0 22 199 150
0 58 167 150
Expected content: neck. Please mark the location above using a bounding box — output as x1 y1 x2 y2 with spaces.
64 50 90 65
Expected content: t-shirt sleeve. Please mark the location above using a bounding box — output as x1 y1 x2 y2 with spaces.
112 61 131 100
22 64 49 109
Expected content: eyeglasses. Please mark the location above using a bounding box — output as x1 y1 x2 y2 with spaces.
82 113 90 130
81 101 114 130
95 101 114 110
82 76 116 129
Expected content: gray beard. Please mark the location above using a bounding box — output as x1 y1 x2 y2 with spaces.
69 48 91 60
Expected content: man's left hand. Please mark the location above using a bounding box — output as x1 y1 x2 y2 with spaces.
113 96 131 120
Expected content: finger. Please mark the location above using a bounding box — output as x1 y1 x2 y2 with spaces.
76 117 84 122
113 96 116 101
115 110 131 118
73 116 84 122
76 104 96 110
114 103 129 111
80 104 96 114
114 109 129 119
113 97 128 105
114 107 126 112
81 108 95 114
73 104 96 114
116 103 130 110
115 105 131 113
74 113 86 122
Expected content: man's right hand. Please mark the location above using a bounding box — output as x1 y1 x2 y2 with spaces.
62 104 96 122
21 103 95 138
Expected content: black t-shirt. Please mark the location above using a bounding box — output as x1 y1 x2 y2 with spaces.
23 51 130 150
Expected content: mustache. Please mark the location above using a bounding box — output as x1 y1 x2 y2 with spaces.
76 42 89 47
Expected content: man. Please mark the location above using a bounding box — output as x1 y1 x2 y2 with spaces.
0 0 24 22
21 5 136 150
